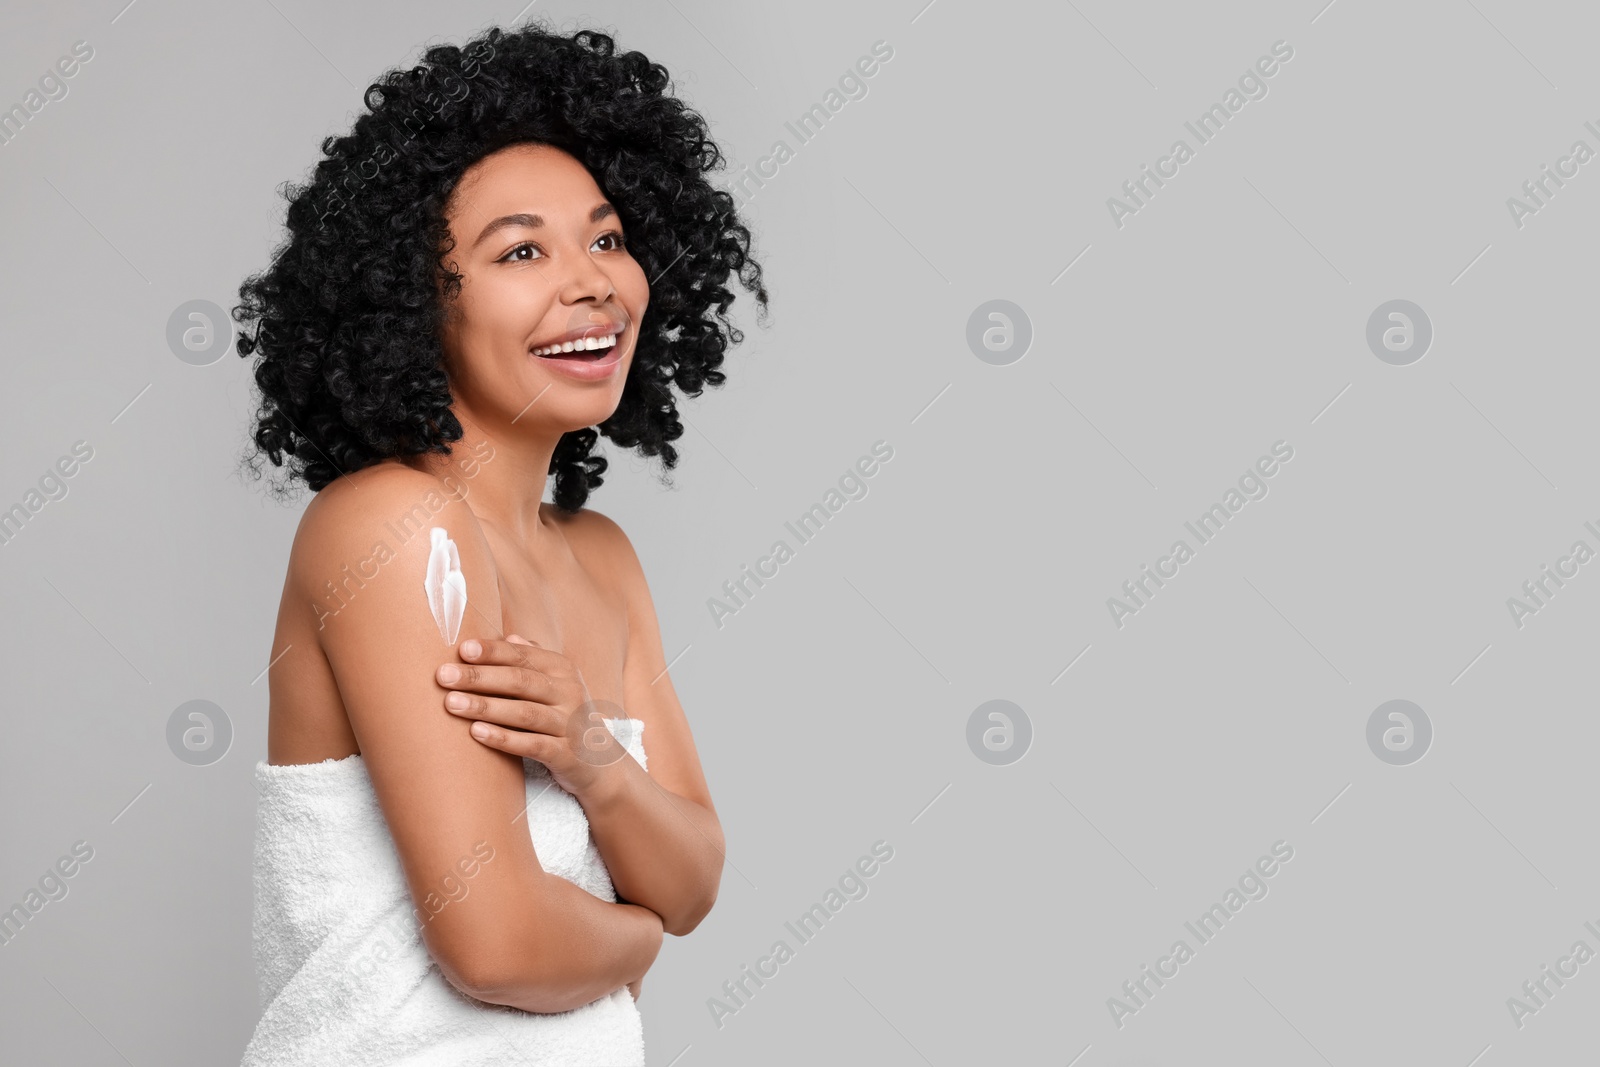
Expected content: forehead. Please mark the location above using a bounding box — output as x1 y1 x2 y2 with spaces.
446 143 602 220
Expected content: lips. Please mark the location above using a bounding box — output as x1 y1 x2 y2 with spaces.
530 333 625 381
535 334 618 361
531 322 625 358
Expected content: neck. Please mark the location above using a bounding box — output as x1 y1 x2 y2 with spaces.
402 406 562 548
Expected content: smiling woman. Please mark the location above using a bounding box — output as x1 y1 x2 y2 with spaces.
432 143 651 423
231 17 767 1066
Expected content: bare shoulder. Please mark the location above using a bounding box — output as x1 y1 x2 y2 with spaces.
550 504 631 546
546 504 644 576
289 463 499 629
299 461 475 534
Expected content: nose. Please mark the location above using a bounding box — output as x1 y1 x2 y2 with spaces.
557 247 615 307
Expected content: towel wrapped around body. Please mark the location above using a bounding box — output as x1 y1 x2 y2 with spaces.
241 717 648 1066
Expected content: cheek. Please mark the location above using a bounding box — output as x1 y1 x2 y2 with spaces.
445 306 537 387
619 258 651 313
465 285 548 346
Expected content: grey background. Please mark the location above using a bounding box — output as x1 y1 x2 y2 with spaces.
0 0 1594 1063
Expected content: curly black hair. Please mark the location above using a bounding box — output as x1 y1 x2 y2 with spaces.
233 18 769 512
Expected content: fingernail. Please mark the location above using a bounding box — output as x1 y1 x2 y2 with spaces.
439 665 460 684
461 640 482 659
472 723 491 738
446 692 470 710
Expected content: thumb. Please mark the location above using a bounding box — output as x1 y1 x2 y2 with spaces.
507 633 539 646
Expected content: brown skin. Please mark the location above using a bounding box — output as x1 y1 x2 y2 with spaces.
265 142 723 1011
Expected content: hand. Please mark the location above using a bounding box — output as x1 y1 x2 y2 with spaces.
437 634 633 799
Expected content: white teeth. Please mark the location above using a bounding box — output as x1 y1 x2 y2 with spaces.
533 333 618 357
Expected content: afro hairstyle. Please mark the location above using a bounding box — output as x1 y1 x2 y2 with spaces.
233 18 769 511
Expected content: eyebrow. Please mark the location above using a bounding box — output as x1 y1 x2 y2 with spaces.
471 203 618 249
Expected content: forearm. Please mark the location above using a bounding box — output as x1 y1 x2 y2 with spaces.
472 873 663 1014
579 759 724 936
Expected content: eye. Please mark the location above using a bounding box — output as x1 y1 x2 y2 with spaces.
594 230 627 252
497 242 542 263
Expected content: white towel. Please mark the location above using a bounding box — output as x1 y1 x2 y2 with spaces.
241 718 649 1066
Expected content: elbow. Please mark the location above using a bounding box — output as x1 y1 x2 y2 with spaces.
447 930 598 1013
430 876 603 1013
437 951 508 1006
663 862 723 937
455 953 586 1014
664 898 712 937
433 930 565 1013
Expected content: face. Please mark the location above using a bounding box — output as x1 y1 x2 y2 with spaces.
436 142 649 436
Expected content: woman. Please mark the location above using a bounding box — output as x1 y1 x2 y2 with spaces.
233 21 768 1065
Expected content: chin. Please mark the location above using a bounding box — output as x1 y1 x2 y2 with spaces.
530 389 625 432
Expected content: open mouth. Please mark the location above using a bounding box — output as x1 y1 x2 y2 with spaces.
532 333 621 361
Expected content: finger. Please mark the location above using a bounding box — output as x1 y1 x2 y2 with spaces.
466 719 565 761
437 660 556 701
458 636 561 672
443 689 564 735
506 633 538 646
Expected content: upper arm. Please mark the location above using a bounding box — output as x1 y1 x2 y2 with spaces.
586 510 719 823
289 469 546 996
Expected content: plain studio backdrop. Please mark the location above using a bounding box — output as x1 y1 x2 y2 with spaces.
2 0 1599 1063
